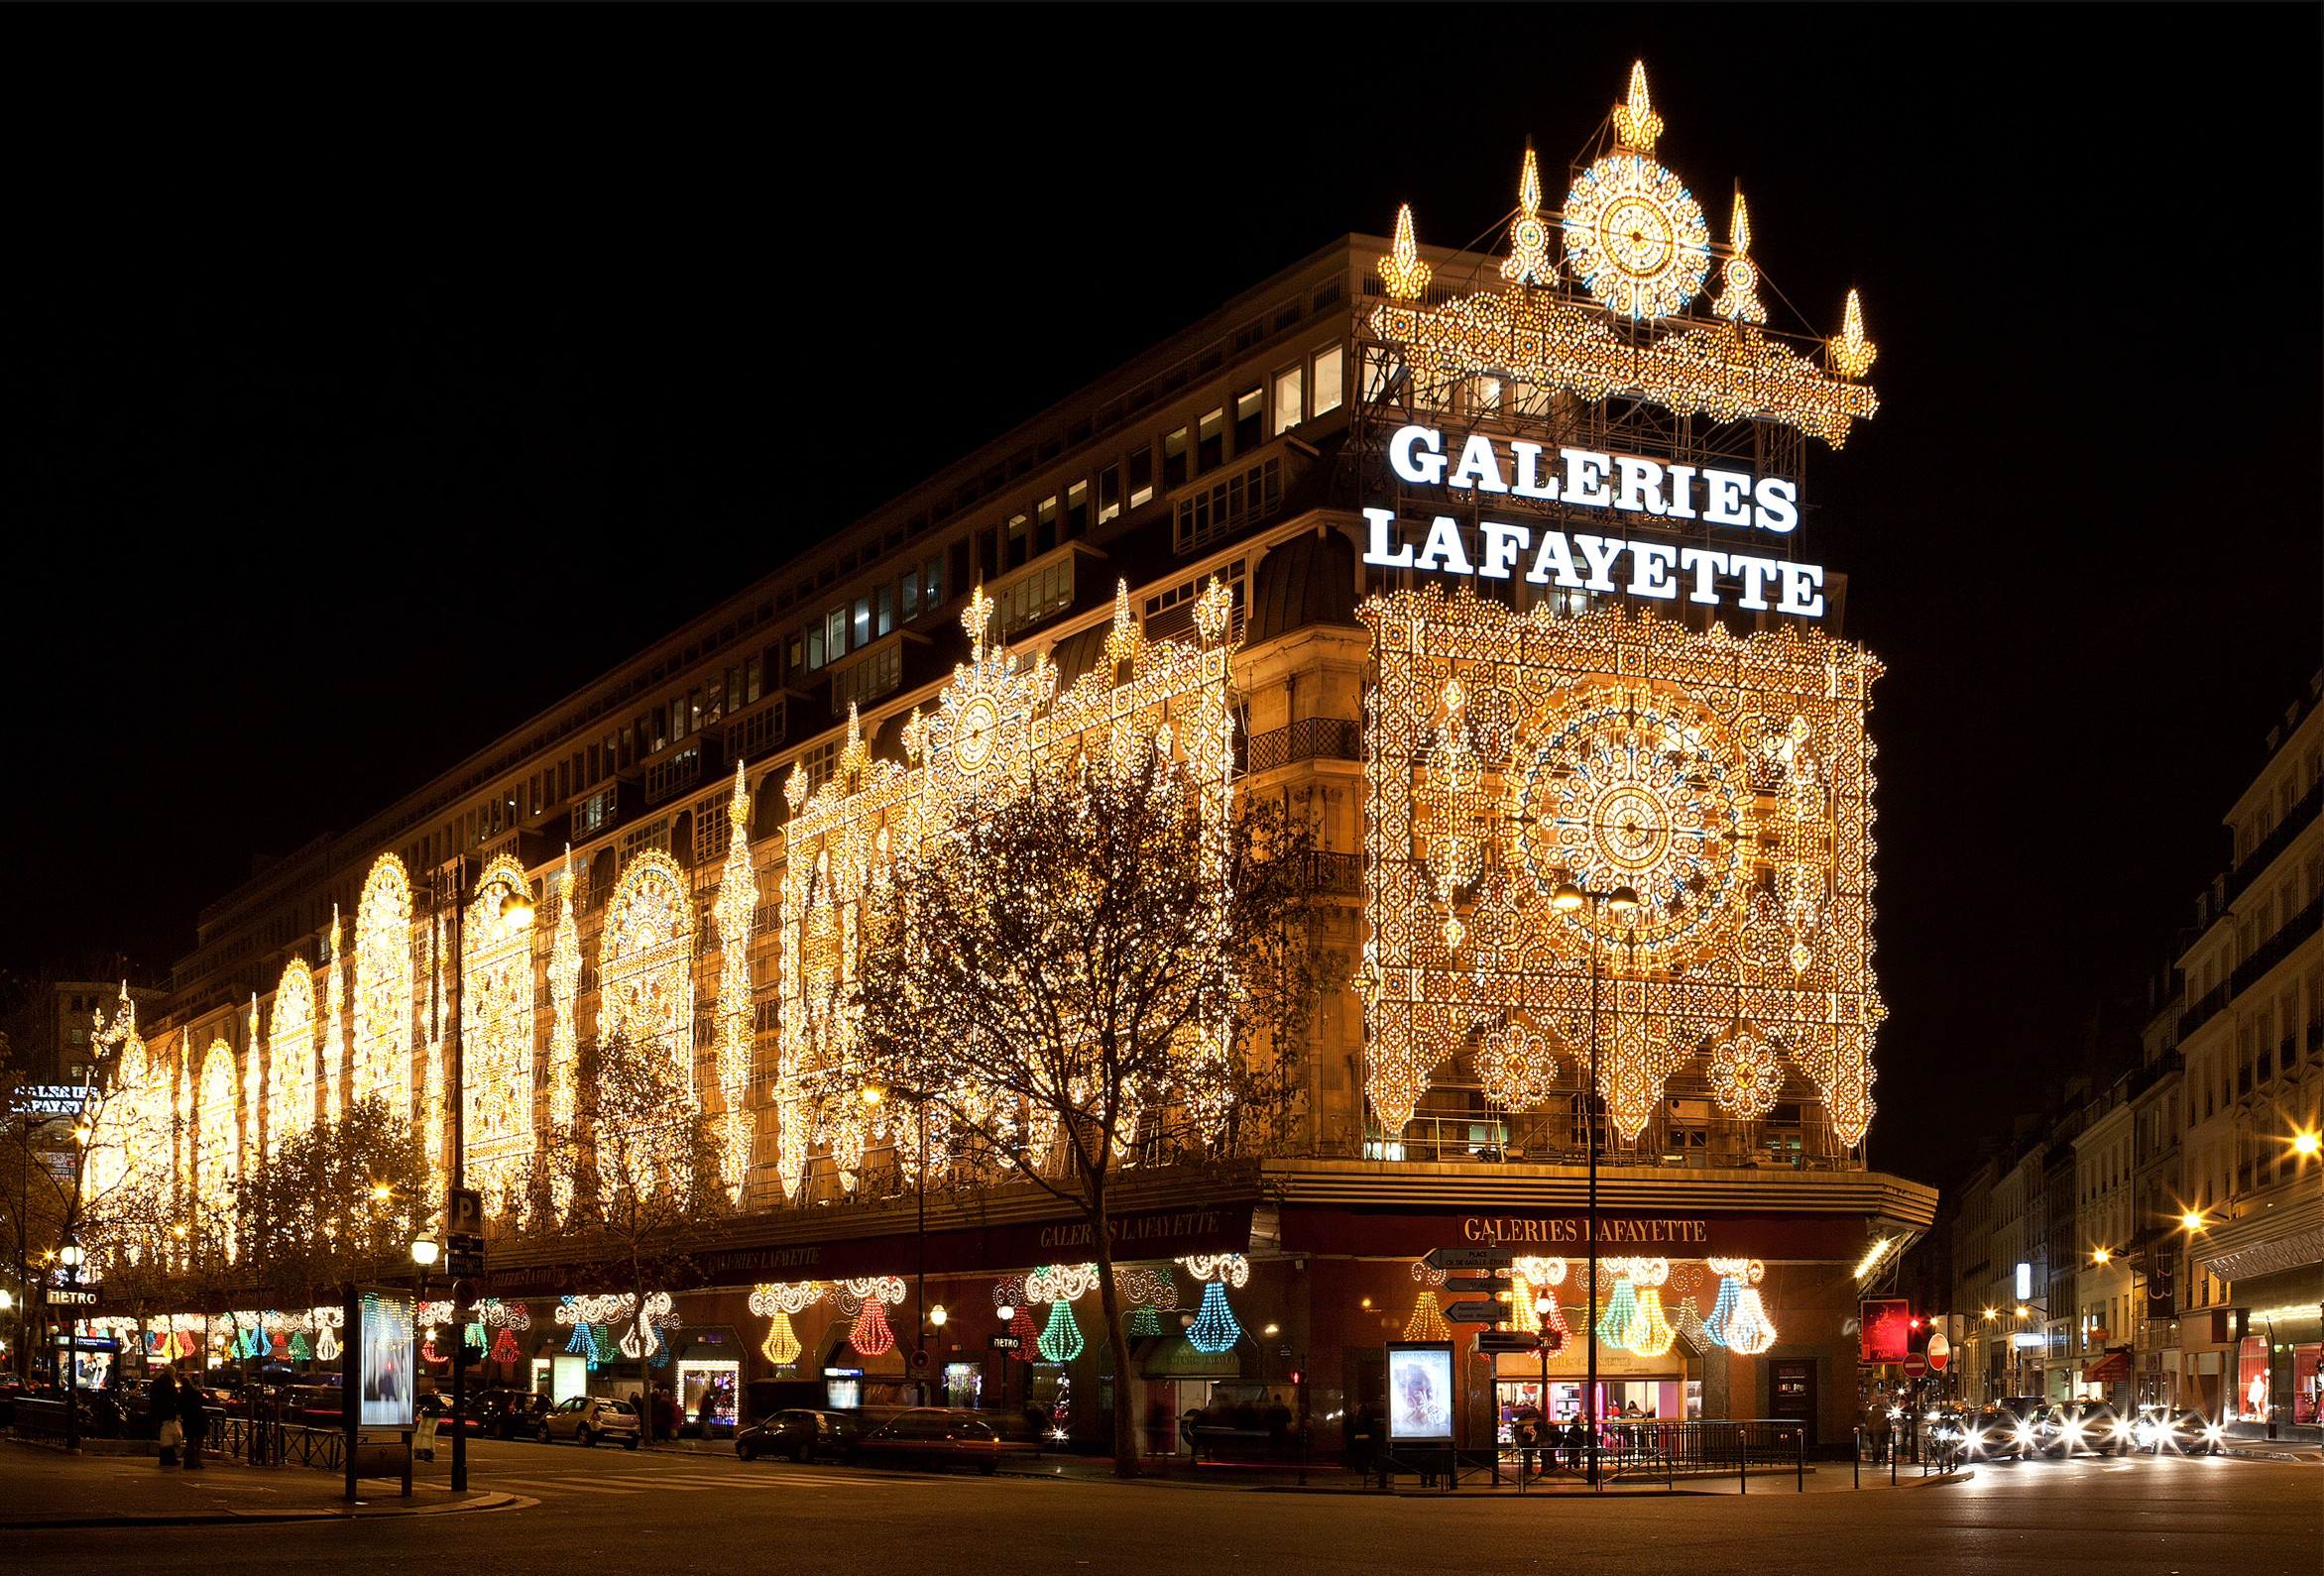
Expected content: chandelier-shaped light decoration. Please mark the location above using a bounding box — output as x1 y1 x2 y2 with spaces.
1038 1298 1086 1363
1188 1280 1243 1354
315 1326 341 1362
1124 1306 1162 1338
1403 1289 1452 1343
289 1330 313 1361
751 1282 822 1367
489 1325 522 1365
842 1277 906 1358
1595 1275 1641 1350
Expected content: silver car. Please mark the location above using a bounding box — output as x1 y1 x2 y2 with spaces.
539 1395 642 1450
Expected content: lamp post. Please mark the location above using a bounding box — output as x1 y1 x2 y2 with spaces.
861 1081 931 1405
1551 879 1638 1488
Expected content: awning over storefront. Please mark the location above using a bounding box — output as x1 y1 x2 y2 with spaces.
2082 1351 2132 1383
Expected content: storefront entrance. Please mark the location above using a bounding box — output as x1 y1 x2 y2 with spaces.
1771 1359 1817 1445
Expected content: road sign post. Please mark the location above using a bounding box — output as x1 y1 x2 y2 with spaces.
1421 1246 1513 1273
1444 1299 1511 1325
1441 1277 1505 1294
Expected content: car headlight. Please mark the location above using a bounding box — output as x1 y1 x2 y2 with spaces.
2014 1428 2032 1444
2203 1423 2224 1441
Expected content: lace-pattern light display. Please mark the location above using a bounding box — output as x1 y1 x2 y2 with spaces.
1359 589 1882 1146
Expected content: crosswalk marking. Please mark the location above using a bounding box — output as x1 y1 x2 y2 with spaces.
485 1476 639 1496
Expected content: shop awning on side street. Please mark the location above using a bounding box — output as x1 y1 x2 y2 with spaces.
2082 1351 2132 1383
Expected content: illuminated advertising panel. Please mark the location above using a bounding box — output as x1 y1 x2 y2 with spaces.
1386 1341 1455 1444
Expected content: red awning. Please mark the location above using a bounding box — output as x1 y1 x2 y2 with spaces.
2081 1351 2132 1383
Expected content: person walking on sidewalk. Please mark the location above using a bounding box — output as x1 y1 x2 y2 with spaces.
149 1369 182 1468
177 1373 210 1470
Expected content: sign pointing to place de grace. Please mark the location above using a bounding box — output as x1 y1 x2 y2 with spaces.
1422 1245 1512 1272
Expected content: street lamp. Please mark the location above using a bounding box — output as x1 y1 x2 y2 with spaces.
411 1234 438 1268
1550 878 1638 1487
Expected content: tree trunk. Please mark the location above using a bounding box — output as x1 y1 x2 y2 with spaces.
633 1256 654 1445
1089 1174 1139 1479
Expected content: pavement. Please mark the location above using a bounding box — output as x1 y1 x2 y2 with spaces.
2 1437 520 1526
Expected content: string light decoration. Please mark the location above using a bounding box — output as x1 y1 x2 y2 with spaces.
323 908 346 1123
836 1277 905 1358
290 1330 314 1361
423 913 449 1206
1706 1019 1786 1119
1124 1306 1162 1338
489 1326 522 1365
352 854 412 1123
1403 1289 1452 1342
1360 591 1883 1147
1562 149 1710 321
1610 58 1664 152
1381 202 1432 299
1038 1297 1087 1362
1026 1263 1101 1303
1476 1019 1562 1110
1618 1259 1679 1357
710 764 759 1204
778 580 1238 1201
196 1035 240 1260
1713 186 1767 324
545 847 581 1216
1189 1280 1244 1353
268 960 314 1160
1703 1258 1777 1353
463 854 537 1217
752 1282 822 1366
1828 288 1877 379
617 1292 684 1366
1179 1253 1251 1289
1500 148 1556 285
597 848 697 1199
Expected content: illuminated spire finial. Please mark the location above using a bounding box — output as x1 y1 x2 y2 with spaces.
1713 183 1766 324
1829 288 1877 378
962 583 995 661
1104 577 1141 674
1611 59 1663 152
1501 146 1557 285
1381 203 1432 299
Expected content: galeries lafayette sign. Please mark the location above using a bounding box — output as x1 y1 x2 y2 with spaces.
1364 423 1826 618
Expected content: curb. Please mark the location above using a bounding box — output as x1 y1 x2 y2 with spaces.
2222 1448 2323 1465
1908 1469 1974 1486
0 1491 523 1529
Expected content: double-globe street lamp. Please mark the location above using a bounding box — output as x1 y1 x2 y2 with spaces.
1550 878 1638 1488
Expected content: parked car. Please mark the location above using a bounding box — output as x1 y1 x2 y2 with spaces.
416 1391 490 1433
476 1389 553 1440
737 1408 863 1464
853 1408 1037 1475
2130 1406 2224 1455
540 1395 641 1449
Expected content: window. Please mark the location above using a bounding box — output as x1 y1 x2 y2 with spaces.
900 566 919 621
694 801 731 865
529 774 542 817
746 655 762 705
875 585 892 638
925 551 945 609
830 642 902 715
806 623 825 671
853 597 871 648
1174 457 1283 553
618 816 670 870
645 747 702 806
571 787 613 842
798 739 840 797
826 606 849 662
978 527 998 582
1234 388 1262 452
1197 407 1223 472
1129 444 1155 508
1272 365 1304 434
1036 495 1058 554
1065 479 1088 538
735 700 784 762
1007 513 1028 569
1098 464 1121 523
994 557 1075 637
1162 426 1188 491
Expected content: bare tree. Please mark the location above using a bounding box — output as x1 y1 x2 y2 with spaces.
514 1030 730 1442
853 749 1334 1478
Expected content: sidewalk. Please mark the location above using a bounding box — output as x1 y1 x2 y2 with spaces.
2220 1442 2323 1465
1 1437 520 1527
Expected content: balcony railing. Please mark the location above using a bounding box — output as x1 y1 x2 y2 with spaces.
1246 717 1364 773
2226 774 2322 902
2229 895 2322 999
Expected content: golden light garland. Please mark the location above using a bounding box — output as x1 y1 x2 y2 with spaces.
268 960 314 1160
1404 1289 1452 1341
1475 1018 1562 1110
710 763 759 1204
1381 202 1432 300
463 853 537 1218
423 913 449 1207
1360 589 1882 1147
597 847 696 1198
545 846 581 1215
352 854 412 1122
197 1034 239 1261
1561 150 1710 321
1179 1253 1251 1288
323 908 346 1122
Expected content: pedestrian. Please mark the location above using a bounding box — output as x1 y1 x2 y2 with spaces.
177 1372 210 1470
1511 1403 1543 1479
149 1368 181 1468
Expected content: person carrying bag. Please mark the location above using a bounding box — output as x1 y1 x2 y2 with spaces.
150 1370 183 1468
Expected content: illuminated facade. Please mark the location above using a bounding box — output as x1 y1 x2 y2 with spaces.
123 63 1929 1453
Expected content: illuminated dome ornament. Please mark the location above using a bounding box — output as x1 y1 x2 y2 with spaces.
1828 288 1877 379
1609 58 1663 153
1562 151 1711 321
1500 148 1557 285
1381 202 1432 300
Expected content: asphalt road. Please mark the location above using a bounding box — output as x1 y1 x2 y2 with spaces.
29 1438 2317 1576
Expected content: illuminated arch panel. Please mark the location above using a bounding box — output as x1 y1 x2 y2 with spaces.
463 853 538 1216
352 855 413 1123
268 962 315 1159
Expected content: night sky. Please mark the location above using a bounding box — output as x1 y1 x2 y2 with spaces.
5 13 2316 1193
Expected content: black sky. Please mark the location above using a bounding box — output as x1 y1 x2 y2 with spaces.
4 9 2316 1193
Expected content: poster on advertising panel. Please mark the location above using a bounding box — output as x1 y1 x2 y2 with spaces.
1859 1298 1911 1364
1385 1341 1454 1444
356 1286 415 1427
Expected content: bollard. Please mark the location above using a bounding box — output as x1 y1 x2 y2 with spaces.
1797 1427 1803 1493
1853 1425 1860 1489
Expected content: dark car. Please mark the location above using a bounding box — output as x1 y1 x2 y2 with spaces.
854 1407 1037 1475
415 1391 488 1433
477 1389 554 1440
2130 1406 2223 1455
2037 1401 2129 1457
738 1408 863 1464
1966 1397 2045 1460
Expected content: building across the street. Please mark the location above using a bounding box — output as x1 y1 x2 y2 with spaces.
67 67 1937 1459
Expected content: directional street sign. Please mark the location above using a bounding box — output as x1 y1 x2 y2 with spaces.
1444 1299 1511 1324
1441 1276 1506 1294
1476 1330 1542 1351
989 1333 1023 1351
1422 1246 1513 1273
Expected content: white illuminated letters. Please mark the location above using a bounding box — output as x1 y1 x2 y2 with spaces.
1509 442 1558 499
1728 554 1780 610
1447 434 1508 493
1413 516 1472 575
1753 476 1799 533
1527 532 1583 587
1479 522 1531 579
1703 469 1753 526
1778 561 1824 616
1614 456 1666 515
1572 533 1626 592
1389 425 1448 485
1362 507 1413 568
1679 548 1726 604
1628 539 1680 599
1562 448 1612 507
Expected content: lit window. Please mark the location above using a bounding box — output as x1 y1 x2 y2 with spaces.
853 598 871 648
1162 427 1188 491
825 607 848 660
1098 464 1120 523
1036 496 1058 555
924 551 944 608
1272 366 1303 434
1234 388 1262 452
901 567 919 621
1198 407 1223 472
1130 445 1155 508
1007 513 1028 570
